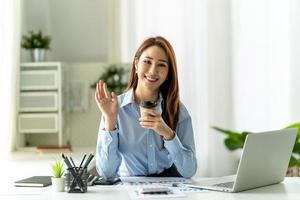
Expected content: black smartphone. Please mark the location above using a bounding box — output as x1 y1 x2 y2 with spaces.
93 177 121 185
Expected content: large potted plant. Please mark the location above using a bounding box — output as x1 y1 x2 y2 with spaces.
213 122 300 176
21 30 51 62
91 64 129 95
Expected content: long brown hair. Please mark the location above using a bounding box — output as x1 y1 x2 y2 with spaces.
126 36 180 130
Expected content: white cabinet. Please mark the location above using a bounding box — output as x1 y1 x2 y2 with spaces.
19 92 58 112
18 62 68 148
20 70 58 90
19 114 58 133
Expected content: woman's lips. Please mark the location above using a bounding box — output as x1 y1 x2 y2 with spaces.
144 75 159 82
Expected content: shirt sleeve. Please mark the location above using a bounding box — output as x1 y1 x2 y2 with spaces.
164 116 197 178
96 116 121 179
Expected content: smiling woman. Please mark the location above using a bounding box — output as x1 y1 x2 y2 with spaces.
0 0 21 157
95 36 197 178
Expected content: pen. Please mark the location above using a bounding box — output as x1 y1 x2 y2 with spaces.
69 156 76 168
79 154 86 168
82 153 94 169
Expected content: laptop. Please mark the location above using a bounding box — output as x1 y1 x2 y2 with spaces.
185 128 297 192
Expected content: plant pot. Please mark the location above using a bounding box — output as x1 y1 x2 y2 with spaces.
286 166 300 177
51 177 65 192
31 48 46 62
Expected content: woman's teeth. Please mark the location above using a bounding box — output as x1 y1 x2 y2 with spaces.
145 76 158 82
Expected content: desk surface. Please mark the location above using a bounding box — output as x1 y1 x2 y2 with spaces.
1 177 300 200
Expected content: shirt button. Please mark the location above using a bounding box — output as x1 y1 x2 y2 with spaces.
150 163 153 166
149 145 153 148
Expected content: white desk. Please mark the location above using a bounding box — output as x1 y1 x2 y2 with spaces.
1 178 300 200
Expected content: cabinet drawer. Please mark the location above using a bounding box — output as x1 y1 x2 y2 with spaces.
20 70 58 90
20 92 58 112
19 114 58 133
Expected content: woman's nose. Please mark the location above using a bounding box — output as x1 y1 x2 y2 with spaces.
149 63 158 74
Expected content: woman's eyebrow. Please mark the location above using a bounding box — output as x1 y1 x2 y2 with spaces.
158 59 168 64
144 56 168 64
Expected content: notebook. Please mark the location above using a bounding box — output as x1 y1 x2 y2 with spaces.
185 128 297 192
14 176 52 187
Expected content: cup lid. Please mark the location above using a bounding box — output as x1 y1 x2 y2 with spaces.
139 101 157 108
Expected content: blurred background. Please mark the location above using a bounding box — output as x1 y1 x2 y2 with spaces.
0 0 300 178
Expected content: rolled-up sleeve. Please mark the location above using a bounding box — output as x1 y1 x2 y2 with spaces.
164 116 197 178
96 117 121 179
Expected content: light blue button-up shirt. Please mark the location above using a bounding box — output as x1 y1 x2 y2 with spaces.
96 89 197 178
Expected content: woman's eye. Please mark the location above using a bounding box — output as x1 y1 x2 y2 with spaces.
143 60 151 64
158 63 167 67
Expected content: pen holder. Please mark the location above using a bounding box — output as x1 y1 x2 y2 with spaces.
65 167 89 193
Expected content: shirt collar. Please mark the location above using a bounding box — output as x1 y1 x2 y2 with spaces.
120 88 135 108
120 88 164 108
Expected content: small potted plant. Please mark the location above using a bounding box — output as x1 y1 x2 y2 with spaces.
21 30 51 62
51 161 65 192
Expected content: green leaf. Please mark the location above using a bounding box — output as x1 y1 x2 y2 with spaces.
286 122 300 129
213 126 251 151
21 30 51 50
293 143 300 154
240 131 250 142
224 138 243 151
289 155 299 167
285 123 300 155
52 161 65 178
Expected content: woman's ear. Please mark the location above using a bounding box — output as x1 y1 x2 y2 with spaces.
134 60 138 72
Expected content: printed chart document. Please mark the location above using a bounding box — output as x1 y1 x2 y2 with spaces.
120 176 189 185
121 176 206 199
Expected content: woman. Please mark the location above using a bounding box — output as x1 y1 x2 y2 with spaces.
95 36 197 178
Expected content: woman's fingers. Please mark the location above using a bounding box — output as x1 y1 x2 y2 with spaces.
97 80 104 99
141 109 159 117
95 83 101 102
139 115 157 122
97 80 113 100
103 82 111 99
140 121 154 128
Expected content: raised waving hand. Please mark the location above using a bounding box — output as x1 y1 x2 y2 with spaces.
95 80 119 131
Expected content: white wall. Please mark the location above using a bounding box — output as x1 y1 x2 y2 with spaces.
21 0 109 62
231 0 292 132
206 0 235 176
66 62 105 147
290 0 300 123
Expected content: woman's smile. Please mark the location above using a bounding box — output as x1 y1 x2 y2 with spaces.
144 74 159 83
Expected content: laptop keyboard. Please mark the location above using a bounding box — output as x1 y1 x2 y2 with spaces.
213 181 234 188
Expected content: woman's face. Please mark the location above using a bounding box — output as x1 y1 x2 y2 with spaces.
135 46 169 91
